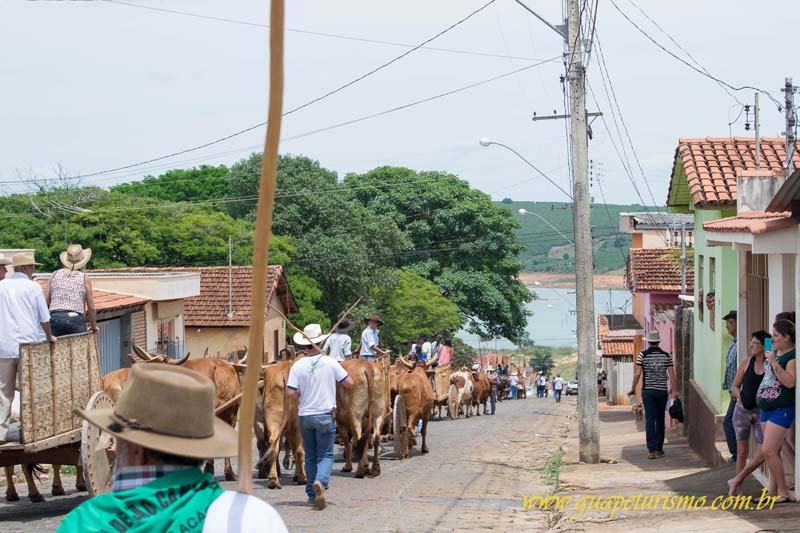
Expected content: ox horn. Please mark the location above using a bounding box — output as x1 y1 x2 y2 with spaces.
166 351 191 365
396 355 415 371
238 350 248 365
132 344 156 362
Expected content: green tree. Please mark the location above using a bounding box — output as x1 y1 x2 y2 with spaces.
450 337 478 369
378 271 463 351
112 165 230 204
344 167 532 341
529 347 554 375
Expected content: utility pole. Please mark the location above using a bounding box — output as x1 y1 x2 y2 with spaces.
567 0 600 463
680 225 687 295
783 78 796 178
754 92 761 170
227 235 233 317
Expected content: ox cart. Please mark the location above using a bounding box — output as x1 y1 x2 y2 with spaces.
0 332 115 499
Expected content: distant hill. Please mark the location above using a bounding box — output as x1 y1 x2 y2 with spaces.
494 200 648 274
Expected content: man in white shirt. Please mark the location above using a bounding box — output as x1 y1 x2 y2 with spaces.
287 324 354 510
553 374 565 403
359 314 389 361
0 252 56 442
322 319 354 362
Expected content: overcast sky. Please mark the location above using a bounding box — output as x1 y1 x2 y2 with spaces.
1 0 795 204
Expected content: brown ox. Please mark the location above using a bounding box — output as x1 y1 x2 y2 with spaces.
395 358 434 458
255 360 306 489
336 360 378 477
470 370 491 415
123 348 242 480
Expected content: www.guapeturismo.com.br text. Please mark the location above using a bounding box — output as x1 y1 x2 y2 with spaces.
522 489 781 519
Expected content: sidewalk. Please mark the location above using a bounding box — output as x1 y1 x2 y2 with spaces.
551 404 799 532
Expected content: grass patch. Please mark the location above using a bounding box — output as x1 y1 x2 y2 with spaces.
59 465 77 475
540 449 564 488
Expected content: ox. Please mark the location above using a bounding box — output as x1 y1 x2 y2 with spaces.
255 360 306 489
335 360 374 477
123 348 242 481
470 370 491 415
448 370 474 419
395 357 434 458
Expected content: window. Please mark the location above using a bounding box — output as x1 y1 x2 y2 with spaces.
157 318 179 357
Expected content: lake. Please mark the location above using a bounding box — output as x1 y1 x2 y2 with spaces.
459 288 630 349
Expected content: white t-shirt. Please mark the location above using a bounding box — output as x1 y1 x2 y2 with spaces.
553 377 564 390
510 375 519 386
420 342 432 356
203 490 288 532
287 353 349 416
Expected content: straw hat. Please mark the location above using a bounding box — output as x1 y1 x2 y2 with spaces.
75 364 237 458
60 244 92 271
293 323 330 346
364 314 384 327
12 252 40 267
646 330 661 343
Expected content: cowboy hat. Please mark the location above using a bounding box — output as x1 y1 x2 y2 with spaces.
12 252 40 267
74 364 237 458
722 310 737 321
334 319 355 333
364 314 384 327
293 323 330 346
60 244 92 271
646 330 661 343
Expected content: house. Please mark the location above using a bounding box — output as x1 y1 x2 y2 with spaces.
94 266 297 363
597 314 642 405
667 136 799 466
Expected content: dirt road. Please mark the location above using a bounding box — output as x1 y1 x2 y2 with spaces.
0 395 573 532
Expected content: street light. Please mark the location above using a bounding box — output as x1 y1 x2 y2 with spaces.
478 138 573 199
518 208 575 246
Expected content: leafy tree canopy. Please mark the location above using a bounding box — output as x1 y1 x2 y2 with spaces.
112 165 230 204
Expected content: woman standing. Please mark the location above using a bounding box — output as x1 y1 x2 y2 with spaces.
46 244 98 336
757 320 796 503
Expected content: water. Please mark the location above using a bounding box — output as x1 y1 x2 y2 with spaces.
459 288 630 349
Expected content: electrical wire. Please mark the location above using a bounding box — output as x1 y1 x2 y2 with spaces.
103 0 543 62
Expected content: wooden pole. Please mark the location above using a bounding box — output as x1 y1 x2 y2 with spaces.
237 0 284 495
267 302 326 354
327 296 362 335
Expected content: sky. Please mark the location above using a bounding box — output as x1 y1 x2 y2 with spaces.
1 0 795 204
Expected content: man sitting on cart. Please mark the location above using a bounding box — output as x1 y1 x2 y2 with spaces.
59 364 288 532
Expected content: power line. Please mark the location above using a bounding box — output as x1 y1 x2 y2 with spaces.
28 0 503 183
104 0 544 62
608 0 782 110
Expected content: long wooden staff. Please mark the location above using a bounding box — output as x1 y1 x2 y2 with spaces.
267 302 326 354
238 0 284 495
326 296 362 335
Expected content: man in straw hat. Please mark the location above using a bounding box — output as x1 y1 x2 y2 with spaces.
359 314 389 361
58 364 287 532
287 323 353 510
322 318 354 362
627 330 678 460
0 252 56 443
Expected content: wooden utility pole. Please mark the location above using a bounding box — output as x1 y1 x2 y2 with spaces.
567 0 600 463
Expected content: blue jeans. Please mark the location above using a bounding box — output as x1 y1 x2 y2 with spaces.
642 389 668 452
723 396 737 458
510 385 518 399
299 413 336 501
554 389 562 402
50 311 86 337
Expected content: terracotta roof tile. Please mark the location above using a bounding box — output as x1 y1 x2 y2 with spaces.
34 280 149 313
599 338 636 357
626 248 695 293
90 266 297 327
668 137 800 208
702 211 795 235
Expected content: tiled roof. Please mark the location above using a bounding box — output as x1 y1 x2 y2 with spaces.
34 279 149 313
91 266 297 328
600 338 636 357
597 315 637 358
626 248 694 293
668 137 800 208
703 210 795 235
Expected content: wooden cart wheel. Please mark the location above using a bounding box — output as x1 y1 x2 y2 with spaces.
81 391 116 496
392 394 408 458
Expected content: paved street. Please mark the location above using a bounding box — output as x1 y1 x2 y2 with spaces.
0 395 572 532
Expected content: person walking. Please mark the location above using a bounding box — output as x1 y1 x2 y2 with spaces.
288 324 354 510
46 244 98 336
0 252 56 443
359 314 389 361
58 364 287 532
322 319 354 362
509 373 519 400
553 374 564 403
628 331 678 459
721 310 739 462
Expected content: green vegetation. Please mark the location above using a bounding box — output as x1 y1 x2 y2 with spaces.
540 449 565 487
495 200 646 273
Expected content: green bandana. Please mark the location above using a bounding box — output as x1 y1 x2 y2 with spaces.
57 468 223 533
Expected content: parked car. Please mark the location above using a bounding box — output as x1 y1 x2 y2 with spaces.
566 380 579 395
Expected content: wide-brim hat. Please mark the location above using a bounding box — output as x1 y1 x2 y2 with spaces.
335 319 355 333
722 310 737 321
60 244 92 271
364 314 384 327
646 330 661 343
74 364 237 458
293 323 330 346
12 252 41 267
